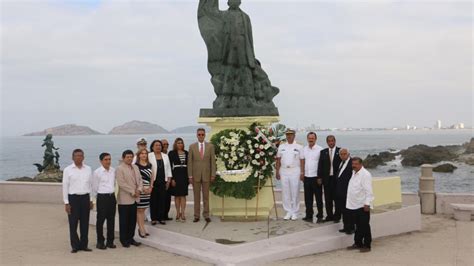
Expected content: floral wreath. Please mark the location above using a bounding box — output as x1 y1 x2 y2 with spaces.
210 123 279 200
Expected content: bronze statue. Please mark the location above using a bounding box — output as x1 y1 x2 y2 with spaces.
34 134 60 173
198 0 279 117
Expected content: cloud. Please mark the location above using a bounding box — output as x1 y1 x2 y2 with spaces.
1 0 472 135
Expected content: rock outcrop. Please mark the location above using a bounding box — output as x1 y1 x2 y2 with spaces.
108 120 169 135
24 124 102 136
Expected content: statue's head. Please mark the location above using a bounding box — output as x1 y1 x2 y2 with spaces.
228 0 241 9
44 134 53 141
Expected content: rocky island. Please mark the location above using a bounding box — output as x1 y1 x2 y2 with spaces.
108 120 169 135
23 124 102 136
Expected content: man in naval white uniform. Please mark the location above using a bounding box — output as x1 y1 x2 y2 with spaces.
276 128 305 220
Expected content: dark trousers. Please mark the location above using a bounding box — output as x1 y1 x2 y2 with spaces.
118 203 137 246
336 196 354 231
150 181 167 221
352 208 372 248
334 195 344 220
303 177 323 218
96 193 116 245
323 176 336 218
165 190 172 219
67 194 90 250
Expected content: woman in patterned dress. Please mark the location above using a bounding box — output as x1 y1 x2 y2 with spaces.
135 149 152 237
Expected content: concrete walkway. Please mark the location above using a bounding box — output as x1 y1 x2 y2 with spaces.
1 202 472 265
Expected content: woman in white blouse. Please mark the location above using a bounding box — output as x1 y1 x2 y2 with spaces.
148 140 172 225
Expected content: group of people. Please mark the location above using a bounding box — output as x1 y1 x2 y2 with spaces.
62 128 216 252
62 127 374 254
276 129 374 252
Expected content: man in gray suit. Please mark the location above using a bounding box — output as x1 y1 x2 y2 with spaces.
188 128 217 223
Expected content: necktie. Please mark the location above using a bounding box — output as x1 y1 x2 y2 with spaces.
338 160 345 177
329 148 333 163
199 143 204 159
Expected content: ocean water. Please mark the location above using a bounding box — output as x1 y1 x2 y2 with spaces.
1 130 472 193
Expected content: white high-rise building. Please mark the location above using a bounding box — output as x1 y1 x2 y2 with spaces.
459 123 465 129
435 120 442 129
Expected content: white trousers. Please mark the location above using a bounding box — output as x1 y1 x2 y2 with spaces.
280 169 300 215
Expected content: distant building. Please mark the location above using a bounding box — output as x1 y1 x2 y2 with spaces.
435 120 442 129
459 123 465 129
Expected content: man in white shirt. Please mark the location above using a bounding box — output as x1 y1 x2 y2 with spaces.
346 157 374 253
91 152 116 250
302 132 323 223
62 149 93 253
276 128 305 221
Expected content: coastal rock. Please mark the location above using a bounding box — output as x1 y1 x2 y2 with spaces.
7 176 34 182
24 124 102 136
109 120 169 135
400 144 458 167
363 151 396 168
33 169 63 182
433 163 457 173
464 138 474 154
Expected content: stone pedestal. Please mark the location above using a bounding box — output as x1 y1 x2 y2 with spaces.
419 164 436 214
198 116 280 139
198 115 280 217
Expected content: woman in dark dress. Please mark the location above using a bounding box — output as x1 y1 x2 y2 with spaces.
168 138 189 222
135 149 152 237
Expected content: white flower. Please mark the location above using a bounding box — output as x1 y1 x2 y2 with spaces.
239 153 244 157
255 154 260 159
260 151 265 156
259 175 264 179
231 146 236 151
269 152 273 156
259 145 264 149
232 156 238 161
224 154 229 158
247 140 252 144
254 144 259 148
252 160 258 165
262 166 267 170
254 172 259 177
250 149 255 154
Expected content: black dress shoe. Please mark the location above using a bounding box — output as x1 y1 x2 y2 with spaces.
122 244 130 248
345 230 355 235
323 217 334 223
71 249 78 253
205 217 211 223
96 243 107 250
193 218 200 223
339 229 347 233
151 221 157 225
316 218 324 223
302 217 313 222
81 248 92 252
106 243 116 249
165 217 173 221
333 219 341 223
131 240 141 247
347 244 362 250
158 220 166 225
360 247 371 253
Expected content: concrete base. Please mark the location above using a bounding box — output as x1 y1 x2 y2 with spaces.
451 204 474 221
89 204 421 265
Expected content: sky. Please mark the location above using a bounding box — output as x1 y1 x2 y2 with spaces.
1 0 472 136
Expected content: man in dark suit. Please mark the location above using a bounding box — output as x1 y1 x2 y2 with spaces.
317 135 341 222
335 148 354 234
